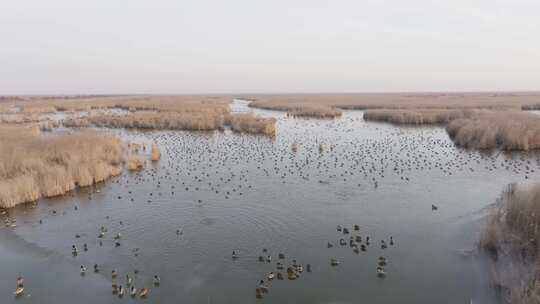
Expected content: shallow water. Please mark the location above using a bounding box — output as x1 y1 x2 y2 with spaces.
3 100 538 303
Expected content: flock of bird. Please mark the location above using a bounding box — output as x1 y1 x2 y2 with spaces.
231 222 395 299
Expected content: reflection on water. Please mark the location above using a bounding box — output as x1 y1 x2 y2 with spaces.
2 100 535 303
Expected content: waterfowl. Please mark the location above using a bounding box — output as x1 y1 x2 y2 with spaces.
327 242 333 248
130 286 137 297
336 225 342 232
343 228 350 234
276 262 284 270
112 283 118 294
390 236 394 246
267 272 275 280
72 245 78 255
258 256 265 262
232 250 239 259
432 204 438 211
377 266 386 277
278 253 285 259
277 272 284 280
330 258 340 266
258 280 269 292
306 264 311 272
14 287 24 297
80 265 87 275
354 224 360 231
83 243 88 251
114 233 122 240
153 275 160 286
126 275 132 286
112 270 118 279
339 238 347 246
139 288 149 298
118 285 124 297
139 288 150 298
255 288 263 299
16 276 24 287
266 255 271 263
94 264 99 273
355 235 362 242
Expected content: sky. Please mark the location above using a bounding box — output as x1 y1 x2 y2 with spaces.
1 0 539 94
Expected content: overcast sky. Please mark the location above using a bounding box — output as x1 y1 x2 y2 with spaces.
1 0 539 94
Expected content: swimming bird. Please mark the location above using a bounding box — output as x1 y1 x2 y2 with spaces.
16 276 24 287
377 266 386 277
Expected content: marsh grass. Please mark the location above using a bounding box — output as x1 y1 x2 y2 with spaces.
66 111 225 131
481 183 540 303
363 109 475 124
151 144 161 161
64 112 277 136
248 93 540 114
127 156 145 171
446 112 540 150
0 95 231 114
226 113 276 136
363 109 540 151
0 126 124 208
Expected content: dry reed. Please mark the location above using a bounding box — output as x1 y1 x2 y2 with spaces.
0 95 232 114
247 92 540 115
151 144 161 161
446 112 540 150
126 156 145 171
66 111 225 131
481 183 540 303
0 126 124 208
63 112 277 136
363 109 475 124
226 113 276 136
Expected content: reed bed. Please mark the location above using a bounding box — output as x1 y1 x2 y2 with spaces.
363 109 475 124
151 144 161 161
0 127 124 208
285 104 342 118
0 95 232 114
247 93 540 115
126 156 145 171
481 183 540 303
226 113 276 136
63 111 277 136
66 111 225 131
446 112 540 150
